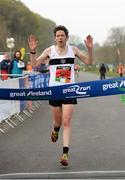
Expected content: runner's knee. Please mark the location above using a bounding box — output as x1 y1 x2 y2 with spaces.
63 119 71 128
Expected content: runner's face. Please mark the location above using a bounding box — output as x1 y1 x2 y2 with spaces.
55 30 68 47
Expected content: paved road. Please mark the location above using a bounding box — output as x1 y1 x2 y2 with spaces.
0 72 125 179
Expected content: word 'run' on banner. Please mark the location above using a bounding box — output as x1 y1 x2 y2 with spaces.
0 77 125 101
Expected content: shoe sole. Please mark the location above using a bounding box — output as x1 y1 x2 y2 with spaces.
60 160 68 167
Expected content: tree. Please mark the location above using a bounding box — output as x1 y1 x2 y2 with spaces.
0 0 56 53
105 27 125 64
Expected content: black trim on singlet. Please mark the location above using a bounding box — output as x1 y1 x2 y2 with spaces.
49 58 74 65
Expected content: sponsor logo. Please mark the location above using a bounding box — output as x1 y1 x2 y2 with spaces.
61 59 66 64
10 90 52 97
102 80 125 91
119 80 125 87
27 90 52 96
63 85 91 95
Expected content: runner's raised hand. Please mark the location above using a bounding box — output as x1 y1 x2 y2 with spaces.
84 35 93 49
28 34 38 51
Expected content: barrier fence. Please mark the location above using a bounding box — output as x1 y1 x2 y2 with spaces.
0 73 50 133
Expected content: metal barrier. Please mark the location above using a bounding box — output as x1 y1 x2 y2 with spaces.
0 73 49 134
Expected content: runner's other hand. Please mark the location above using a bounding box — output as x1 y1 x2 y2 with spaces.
84 35 93 49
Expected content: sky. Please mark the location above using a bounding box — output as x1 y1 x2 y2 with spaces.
20 0 125 45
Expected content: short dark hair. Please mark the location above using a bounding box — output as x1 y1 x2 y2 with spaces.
54 25 69 37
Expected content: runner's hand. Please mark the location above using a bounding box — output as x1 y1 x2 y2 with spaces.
84 35 93 49
28 34 38 51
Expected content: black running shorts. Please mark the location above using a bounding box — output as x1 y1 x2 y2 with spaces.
49 99 77 107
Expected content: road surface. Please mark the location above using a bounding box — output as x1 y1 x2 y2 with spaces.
0 72 125 179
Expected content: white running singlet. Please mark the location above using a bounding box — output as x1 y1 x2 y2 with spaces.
49 45 75 86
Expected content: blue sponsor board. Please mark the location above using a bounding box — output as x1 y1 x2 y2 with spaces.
29 73 50 88
28 74 35 88
19 77 28 111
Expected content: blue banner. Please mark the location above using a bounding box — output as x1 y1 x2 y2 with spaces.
19 77 27 111
0 77 125 100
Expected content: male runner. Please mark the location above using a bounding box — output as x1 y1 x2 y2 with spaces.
28 25 93 166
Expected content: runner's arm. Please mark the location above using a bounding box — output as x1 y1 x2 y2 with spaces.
30 47 51 68
73 46 93 65
73 34 93 65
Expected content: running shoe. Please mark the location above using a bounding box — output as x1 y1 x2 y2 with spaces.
60 153 68 166
51 131 58 143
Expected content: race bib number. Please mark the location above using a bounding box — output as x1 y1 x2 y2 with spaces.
17 61 25 68
55 65 71 83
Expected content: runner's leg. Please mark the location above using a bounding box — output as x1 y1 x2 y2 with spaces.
50 106 62 128
50 106 62 142
60 104 74 166
62 104 74 147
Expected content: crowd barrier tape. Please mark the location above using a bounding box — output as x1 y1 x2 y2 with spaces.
0 77 125 101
